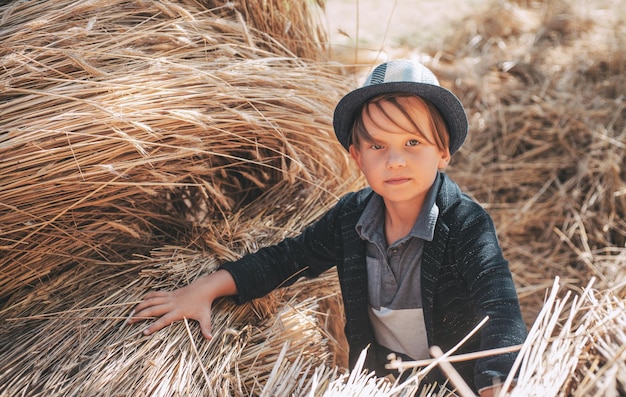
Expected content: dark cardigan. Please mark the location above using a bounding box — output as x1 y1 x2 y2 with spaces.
220 172 527 392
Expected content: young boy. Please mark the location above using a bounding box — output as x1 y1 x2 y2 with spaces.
129 60 527 395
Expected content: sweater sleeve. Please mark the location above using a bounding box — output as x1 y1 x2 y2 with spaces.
453 200 527 390
218 192 351 304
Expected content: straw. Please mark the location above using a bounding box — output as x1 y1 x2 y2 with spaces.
0 0 359 301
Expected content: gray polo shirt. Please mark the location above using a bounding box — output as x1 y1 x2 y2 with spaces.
355 177 440 360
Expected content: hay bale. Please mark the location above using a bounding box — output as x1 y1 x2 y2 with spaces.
0 0 360 395
0 245 350 396
0 0 357 301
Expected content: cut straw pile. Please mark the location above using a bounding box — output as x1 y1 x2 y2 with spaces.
1 0 625 396
0 0 356 297
1 0 358 395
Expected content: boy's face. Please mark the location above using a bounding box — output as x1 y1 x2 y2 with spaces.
349 96 451 208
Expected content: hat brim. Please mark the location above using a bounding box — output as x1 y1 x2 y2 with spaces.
333 81 468 154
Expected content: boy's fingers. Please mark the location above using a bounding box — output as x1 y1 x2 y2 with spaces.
199 320 213 339
143 311 180 335
128 302 172 325
199 306 214 339
131 294 171 316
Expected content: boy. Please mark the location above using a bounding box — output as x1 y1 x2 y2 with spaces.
129 60 527 395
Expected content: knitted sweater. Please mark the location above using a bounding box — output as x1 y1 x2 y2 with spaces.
220 172 527 392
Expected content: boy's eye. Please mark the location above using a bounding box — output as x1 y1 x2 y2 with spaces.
370 143 384 150
406 139 420 147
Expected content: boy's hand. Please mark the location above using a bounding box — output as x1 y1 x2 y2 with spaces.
480 383 515 397
127 269 237 339
479 386 495 397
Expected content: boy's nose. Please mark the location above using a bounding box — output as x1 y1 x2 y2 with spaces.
386 149 406 168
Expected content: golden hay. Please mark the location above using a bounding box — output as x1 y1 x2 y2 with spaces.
0 246 347 396
0 0 357 300
510 277 626 397
1 0 358 395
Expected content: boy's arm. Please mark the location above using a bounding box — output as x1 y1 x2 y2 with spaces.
218 192 354 304
130 190 363 338
128 207 339 337
128 269 237 339
454 204 527 390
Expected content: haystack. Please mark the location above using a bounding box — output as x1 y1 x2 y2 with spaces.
1 0 359 395
0 0 355 298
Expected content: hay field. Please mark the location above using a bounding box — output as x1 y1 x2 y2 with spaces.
1 0 624 396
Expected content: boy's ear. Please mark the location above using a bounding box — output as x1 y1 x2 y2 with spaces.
438 148 451 169
349 144 362 168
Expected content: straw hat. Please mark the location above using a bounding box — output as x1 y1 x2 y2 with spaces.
333 59 468 154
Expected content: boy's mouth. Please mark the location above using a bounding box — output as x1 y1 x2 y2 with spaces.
385 177 411 185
